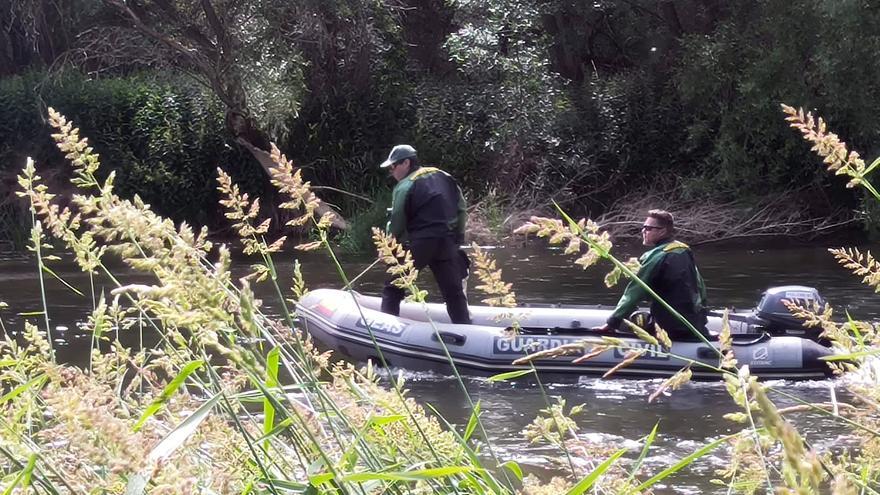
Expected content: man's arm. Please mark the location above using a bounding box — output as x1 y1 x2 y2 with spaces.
455 185 467 244
387 183 409 241
605 250 665 329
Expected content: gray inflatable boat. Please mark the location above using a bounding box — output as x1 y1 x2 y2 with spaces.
296 288 836 380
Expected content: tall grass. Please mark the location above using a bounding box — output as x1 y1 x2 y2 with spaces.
0 106 877 494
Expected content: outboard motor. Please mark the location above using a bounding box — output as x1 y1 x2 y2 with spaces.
752 285 826 341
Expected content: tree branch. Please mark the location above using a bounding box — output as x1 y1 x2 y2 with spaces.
103 0 210 74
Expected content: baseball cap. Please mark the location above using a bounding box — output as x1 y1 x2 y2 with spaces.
379 144 417 168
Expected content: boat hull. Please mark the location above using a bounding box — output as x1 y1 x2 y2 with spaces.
296 289 834 380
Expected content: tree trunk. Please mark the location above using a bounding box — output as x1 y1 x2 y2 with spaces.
229 114 348 231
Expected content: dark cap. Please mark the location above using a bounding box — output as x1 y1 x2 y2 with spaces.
379 144 417 168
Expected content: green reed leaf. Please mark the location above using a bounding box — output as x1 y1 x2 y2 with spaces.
425 403 504 494
133 360 204 432
864 155 880 176
501 460 523 481
126 391 223 495
487 369 534 382
253 418 293 443
821 349 880 361
0 374 47 405
41 264 84 297
566 447 627 494
625 422 659 486
464 400 481 442
1 453 36 495
263 347 280 449
845 310 865 347
258 478 309 491
148 392 223 461
233 384 309 403
309 473 334 486
368 415 407 427
635 432 737 492
341 466 475 482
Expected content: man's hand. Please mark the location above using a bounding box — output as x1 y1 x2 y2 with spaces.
592 324 613 333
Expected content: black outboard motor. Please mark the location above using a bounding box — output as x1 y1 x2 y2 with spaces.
751 285 826 341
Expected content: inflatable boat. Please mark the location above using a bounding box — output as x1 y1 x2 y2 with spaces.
295 286 836 380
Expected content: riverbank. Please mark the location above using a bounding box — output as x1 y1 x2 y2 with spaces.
464 189 866 248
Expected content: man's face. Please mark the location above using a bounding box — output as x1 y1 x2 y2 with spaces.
641 216 668 246
388 158 411 182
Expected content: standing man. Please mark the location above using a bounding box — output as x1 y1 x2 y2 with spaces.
595 210 708 340
379 144 471 324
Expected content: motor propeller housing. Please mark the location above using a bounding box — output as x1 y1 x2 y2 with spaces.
752 285 826 338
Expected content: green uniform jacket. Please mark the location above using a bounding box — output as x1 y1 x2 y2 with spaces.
607 239 708 337
387 167 467 243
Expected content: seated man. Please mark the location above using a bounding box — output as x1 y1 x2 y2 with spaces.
595 209 708 340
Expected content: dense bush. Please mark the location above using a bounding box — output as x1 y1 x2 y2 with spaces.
5 0 880 240
407 0 880 229
0 72 266 229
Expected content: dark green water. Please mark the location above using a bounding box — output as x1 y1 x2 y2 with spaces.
0 242 875 493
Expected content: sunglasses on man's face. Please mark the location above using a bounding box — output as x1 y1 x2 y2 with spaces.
641 225 664 232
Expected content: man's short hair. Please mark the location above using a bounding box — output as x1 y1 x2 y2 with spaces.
647 209 674 230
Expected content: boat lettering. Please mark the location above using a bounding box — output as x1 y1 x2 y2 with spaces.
355 317 407 336
493 336 576 355
613 341 669 360
749 346 772 366
784 291 815 301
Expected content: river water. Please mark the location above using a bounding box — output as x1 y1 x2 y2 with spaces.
1 241 876 492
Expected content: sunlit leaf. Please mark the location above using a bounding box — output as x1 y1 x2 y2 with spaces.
41 264 84 297
263 348 280 450
821 349 880 361
133 360 204 432
636 432 738 491
501 460 523 481
1 453 36 495
368 415 407 427
487 369 534 382
0 374 47 405
565 447 627 494
126 392 223 494
464 400 481 442
309 473 334 486
253 418 293 443
341 466 475 482
625 422 659 486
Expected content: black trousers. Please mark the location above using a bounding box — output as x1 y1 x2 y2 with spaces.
381 236 471 324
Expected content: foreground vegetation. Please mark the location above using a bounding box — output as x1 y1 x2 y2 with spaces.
1 103 879 493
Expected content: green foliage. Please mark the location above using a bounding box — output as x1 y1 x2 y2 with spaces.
0 71 265 228
282 0 413 214
6 0 880 237
437 0 880 229
336 190 391 253
414 0 595 200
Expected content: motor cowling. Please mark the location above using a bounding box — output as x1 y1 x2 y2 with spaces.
754 285 825 337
